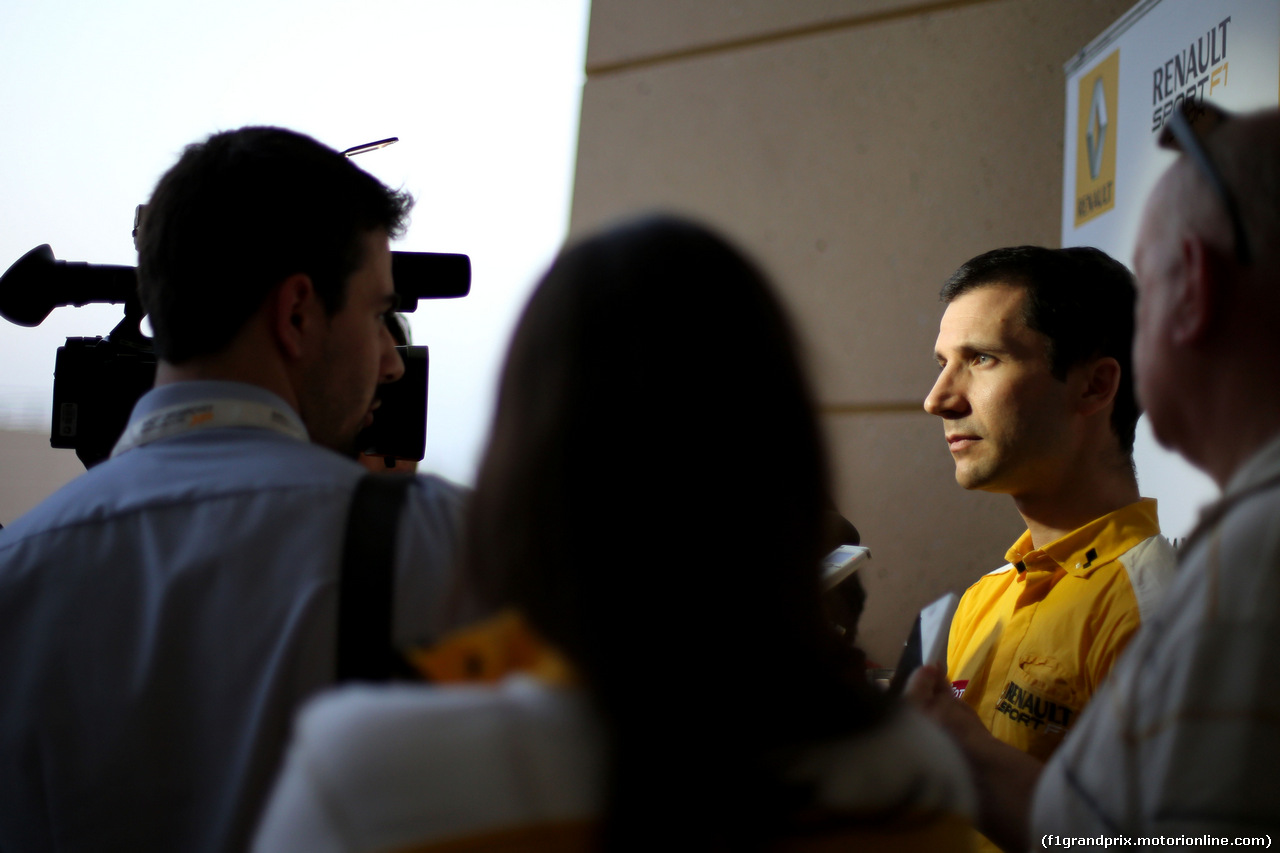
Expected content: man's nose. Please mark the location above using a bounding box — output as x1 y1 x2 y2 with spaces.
924 367 963 417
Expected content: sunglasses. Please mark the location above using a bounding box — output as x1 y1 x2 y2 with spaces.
1157 99 1251 266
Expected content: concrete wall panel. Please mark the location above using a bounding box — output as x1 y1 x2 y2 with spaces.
0 430 85 528
586 0 934 70
572 0 1135 406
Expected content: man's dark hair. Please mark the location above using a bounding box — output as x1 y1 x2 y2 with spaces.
137 126 413 363
941 245 1141 453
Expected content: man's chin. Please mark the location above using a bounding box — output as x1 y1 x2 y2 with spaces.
311 430 362 459
954 465 997 492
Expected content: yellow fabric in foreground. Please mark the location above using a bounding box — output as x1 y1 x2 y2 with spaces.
387 813 973 853
405 613 972 853
406 609 576 686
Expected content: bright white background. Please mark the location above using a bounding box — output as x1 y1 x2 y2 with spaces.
0 0 590 486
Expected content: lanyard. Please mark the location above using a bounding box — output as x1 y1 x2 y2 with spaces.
110 398 309 458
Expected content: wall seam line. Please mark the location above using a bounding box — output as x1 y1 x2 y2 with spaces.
820 402 928 416
585 0 1002 77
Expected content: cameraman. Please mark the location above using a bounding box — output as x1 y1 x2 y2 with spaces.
0 127 465 853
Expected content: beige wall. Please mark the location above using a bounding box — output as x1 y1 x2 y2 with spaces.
570 0 1135 664
0 430 86 528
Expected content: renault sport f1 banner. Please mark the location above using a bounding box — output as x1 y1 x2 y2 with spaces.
1062 0 1279 538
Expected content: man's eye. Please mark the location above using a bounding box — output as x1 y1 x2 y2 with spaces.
973 354 993 365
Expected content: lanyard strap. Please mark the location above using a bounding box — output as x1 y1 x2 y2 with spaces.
110 398 308 458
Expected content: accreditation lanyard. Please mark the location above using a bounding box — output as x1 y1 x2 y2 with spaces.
110 398 309 458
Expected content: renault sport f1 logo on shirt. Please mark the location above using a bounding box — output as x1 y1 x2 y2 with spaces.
994 680 1077 734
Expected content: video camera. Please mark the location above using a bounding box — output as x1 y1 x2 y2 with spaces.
0 232 470 468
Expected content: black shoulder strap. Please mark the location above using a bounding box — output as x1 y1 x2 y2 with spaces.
336 472 416 683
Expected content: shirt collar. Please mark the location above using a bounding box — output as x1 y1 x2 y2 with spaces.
129 380 308 438
1004 498 1161 578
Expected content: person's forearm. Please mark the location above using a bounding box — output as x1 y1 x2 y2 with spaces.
904 666 1043 851
962 729 1043 852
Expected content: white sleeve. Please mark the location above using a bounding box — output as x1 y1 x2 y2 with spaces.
252 722 353 853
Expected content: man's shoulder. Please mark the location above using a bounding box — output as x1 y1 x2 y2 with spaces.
961 562 1018 595
1033 497 1280 837
1112 532 1177 621
403 472 468 509
1 433 351 545
294 679 594 768
1074 497 1177 623
255 679 602 852
0 432 463 561
1179 480 1280 616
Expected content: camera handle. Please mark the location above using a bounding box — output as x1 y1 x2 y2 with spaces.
106 294 150 350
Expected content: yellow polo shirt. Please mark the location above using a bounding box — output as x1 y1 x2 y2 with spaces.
947 498 1175 762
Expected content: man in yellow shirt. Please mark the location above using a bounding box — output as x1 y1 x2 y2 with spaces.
922 247 1176 787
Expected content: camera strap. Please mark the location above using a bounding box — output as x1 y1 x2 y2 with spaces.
336 472 422 683
110 398 307 457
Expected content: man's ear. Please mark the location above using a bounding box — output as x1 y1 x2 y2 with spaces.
1168 233 1217 346
270 273 321 361
1077 356 1121 418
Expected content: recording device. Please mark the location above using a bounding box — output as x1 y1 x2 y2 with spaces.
888 591 960 695
821 544 870 591
820 543 870 648
0 241 470 468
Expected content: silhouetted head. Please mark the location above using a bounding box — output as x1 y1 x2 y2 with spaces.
137 126 412 364
466 214 882 846
1135 105 1280 484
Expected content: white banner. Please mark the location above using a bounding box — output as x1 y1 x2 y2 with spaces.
1062 0 1280 538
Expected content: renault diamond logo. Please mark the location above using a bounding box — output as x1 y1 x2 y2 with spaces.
1086 77 1108 181
1075 49 1118 227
